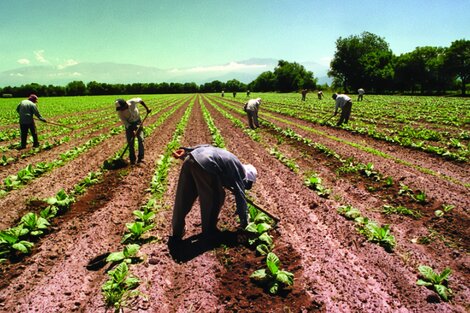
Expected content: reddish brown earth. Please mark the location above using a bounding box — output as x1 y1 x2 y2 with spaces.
0 94 468 312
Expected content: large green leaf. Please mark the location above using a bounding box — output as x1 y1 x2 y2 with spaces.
266 252 280 275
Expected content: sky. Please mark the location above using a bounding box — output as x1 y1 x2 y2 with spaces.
0 0 469 85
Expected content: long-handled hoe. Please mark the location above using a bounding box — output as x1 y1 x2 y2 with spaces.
103 112 149 170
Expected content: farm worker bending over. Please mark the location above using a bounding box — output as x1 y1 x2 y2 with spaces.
357 88 365 101
115 98 151 165
16 94 46 149
243 98 262 129
332 93 353 126
301 89 308 101
170 144 258 241
317 90 323 100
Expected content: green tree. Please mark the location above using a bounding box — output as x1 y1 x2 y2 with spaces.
273 60 316 92
444 39 470 95
66 81 87 96
329 32 393 92
250 71 276 92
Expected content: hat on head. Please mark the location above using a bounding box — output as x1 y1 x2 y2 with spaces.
115 99 128 111
243 164 257 182
332 93 337 100
28 94 38 103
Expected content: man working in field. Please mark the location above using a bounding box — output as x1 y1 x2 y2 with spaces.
243 98 262 129
357 88 365 101
301 89 308 101
170 144 257 242
16 94 47 149
115 98 151 164
332 93 353 126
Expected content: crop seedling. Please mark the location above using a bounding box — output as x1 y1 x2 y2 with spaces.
0 225 34 257
435 204 455 218
250 252 294 294
245 222 274 255
337 205 362 221
133 207 156 227
412 191 427 204
304 174 331 198
121 222 154 244
416 265 453 301
102 262 142 312
20 212 50 236
45 189 75 214
359 222 396 252
106 244 142 264
382 205 422 219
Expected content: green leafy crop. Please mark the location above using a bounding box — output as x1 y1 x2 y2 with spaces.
250 252 294 294
416 265 453 301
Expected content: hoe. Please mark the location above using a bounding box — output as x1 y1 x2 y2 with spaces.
103 112 149 170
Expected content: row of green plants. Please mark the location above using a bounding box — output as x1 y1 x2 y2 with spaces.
202 96 295 294
0 170 102 262
101 96 195 312
254 95 468 162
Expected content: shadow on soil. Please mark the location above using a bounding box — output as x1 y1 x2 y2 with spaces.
168 230 240 263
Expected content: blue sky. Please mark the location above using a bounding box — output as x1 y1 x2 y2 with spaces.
0 0 469 85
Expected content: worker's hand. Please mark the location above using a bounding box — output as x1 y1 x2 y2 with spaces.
40 118 47 122
172 149 186 159
147 109 151 114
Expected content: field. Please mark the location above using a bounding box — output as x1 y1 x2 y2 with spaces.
0 93 469 312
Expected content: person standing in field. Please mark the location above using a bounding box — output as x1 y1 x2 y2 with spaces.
16 94 47 149
317 90 323 100
332 93 353 126
115 97 151 165
301 89 308 101
170 144 258 241
357 88 365 101
221 90 225 97
233 91 237 98
243 98 262 129
247 90 251 97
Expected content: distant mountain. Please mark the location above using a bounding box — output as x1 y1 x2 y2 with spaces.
0 59 331 86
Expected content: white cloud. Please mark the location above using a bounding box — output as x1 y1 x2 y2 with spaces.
57 59 79 70
34 50 48 63
10 72 24 77
17 59 30 65
169 61 267 74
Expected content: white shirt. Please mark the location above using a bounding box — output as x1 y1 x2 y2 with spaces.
117 97 142 127
335 94 351 110
245 98 261 111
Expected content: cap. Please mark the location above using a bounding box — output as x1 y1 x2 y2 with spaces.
243 164 257 182
28 94 38 103
115 99 127 111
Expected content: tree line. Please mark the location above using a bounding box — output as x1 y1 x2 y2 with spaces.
1 32 468 97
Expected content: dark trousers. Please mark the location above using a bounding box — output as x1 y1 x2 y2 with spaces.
125 122 144 163
172 157 225 238
246 110 259 129
20 123 39 148
337 101 352 126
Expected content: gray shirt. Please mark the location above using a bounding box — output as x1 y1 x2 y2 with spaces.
186 144 250 224
16 100 44 124
335 94 352 111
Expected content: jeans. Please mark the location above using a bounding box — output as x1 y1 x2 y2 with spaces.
125 122 144 163
20 123 39 148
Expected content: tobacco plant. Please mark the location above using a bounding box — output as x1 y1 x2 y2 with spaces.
250 252 294 294
20 212 50 236
106 244 142 264
416 265 453 301
101 262 142 312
